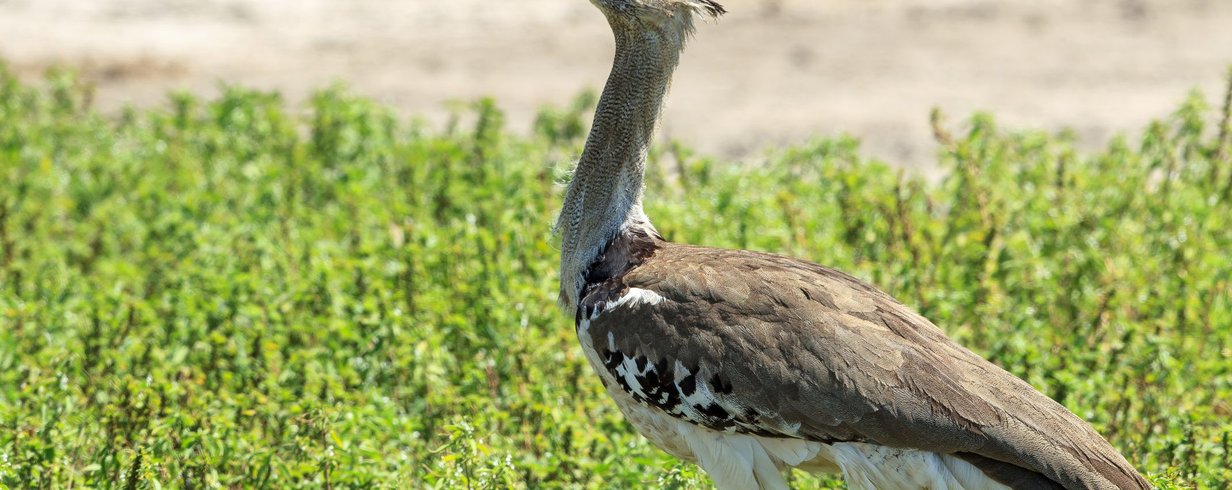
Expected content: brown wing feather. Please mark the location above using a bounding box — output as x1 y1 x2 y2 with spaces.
583 242 1149 490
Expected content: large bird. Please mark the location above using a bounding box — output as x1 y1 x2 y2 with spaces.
555 1 1151 488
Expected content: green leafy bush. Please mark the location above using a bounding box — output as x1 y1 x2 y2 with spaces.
1 63 1229 488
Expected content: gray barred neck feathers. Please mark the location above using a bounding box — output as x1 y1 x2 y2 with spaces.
557 2 714 310
557 2 724 310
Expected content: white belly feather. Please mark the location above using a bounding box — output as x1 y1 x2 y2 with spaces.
578 287 1011 490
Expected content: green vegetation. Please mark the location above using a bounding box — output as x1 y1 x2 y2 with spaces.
1 63 1230 489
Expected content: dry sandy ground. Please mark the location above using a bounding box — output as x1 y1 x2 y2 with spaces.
3 0 1232 171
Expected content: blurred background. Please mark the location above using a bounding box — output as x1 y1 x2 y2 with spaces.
3 0 1232 169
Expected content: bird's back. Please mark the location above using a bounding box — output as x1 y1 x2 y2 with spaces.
579 239 1150 489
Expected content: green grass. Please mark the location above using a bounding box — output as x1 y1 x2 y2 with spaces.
1 63 1230 489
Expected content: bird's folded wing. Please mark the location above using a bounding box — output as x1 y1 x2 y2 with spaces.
579 244 1148 490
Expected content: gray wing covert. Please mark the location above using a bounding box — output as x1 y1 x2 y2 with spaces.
581 244 1149 490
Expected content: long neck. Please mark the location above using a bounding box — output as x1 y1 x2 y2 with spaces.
557 18 687 309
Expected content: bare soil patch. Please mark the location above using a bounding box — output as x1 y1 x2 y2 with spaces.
4 0 1231 170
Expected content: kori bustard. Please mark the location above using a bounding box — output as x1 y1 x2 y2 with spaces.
555 1 1150 488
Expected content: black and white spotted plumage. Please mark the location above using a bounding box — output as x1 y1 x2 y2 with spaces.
593 325 777 436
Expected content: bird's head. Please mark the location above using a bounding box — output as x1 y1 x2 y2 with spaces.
589 0 725 29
